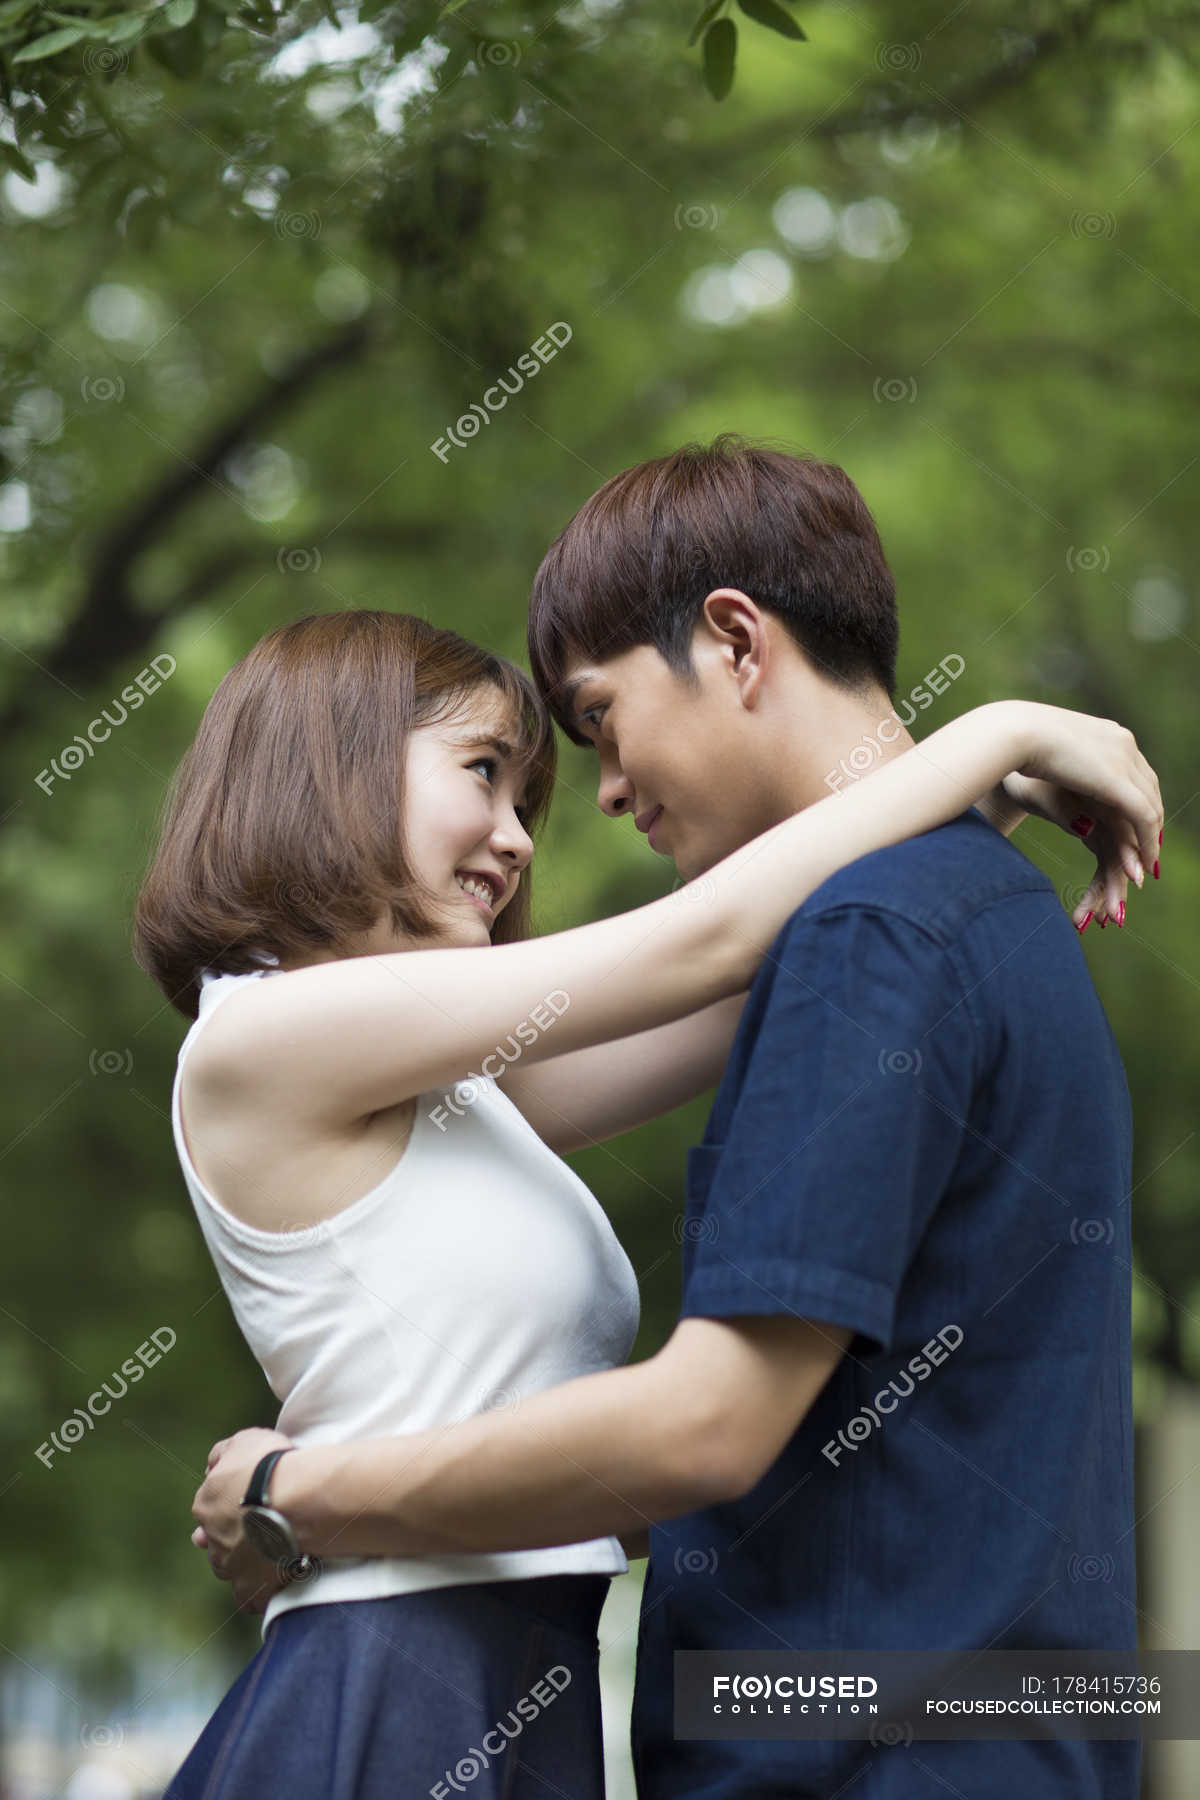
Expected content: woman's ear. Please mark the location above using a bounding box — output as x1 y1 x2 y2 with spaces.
699 588 768 710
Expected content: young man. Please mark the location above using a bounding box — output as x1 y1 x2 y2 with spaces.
195 441 1145 1798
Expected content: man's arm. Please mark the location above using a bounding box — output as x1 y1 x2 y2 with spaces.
195 1315 850 1568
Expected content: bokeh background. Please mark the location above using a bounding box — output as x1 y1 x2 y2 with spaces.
2 0 1198 1793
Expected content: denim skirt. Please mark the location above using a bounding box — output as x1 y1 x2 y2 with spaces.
165 1573 611 1800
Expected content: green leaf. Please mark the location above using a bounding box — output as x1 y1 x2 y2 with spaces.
13 23 86 58
102 12 149 41
433 33 469 94
144 16 204 74
736 0 806 39
688 0 723 49
384 2 434 48
113 180 167 245
702 15 735 99
1 135 36 178
161 0 195 26
234 0 275 30
480 57 520 122
526 70 571 109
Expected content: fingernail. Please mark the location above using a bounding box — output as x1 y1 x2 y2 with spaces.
1070 815 1095 838
1099 917 1107 929
1118 901 1126 928
1159 829 1163 847
1132 862 1144 888
1076 911 1093 935
1153 860 1160 880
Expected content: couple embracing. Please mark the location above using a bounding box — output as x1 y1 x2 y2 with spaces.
135 437 1161 1799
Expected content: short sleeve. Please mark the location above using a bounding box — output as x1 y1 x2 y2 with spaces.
681 904 977 1354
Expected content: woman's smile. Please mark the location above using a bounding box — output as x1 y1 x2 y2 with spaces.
454 869 501 919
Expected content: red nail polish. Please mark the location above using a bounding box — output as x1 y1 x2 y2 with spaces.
1153 860 1160 880
1118 902 1125 927
1159 830 1163 847
1099 917 1107 929
1070 815 1095 838
1076 911 1093 935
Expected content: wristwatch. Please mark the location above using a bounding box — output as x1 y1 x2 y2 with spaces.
240 1448 312 1573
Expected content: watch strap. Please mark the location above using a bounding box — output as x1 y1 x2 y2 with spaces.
242 1447 294 1510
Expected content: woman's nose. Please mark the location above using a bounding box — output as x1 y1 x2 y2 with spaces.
495 809 535 867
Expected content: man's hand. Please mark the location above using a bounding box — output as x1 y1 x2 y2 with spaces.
191 1425 296 1614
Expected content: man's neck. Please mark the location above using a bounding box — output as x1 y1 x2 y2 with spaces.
767 681 916 818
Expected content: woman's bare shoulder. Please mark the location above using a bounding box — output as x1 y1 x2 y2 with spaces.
179 1001 417 1232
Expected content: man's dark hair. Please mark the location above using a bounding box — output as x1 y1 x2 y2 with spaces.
528 435 899 742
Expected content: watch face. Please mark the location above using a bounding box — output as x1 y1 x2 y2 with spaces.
242 1506 299 1563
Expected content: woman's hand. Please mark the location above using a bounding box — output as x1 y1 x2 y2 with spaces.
1006 704 1163 930
191 1425 295 1614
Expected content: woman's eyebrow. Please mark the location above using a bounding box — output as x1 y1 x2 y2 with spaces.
455 732 515 758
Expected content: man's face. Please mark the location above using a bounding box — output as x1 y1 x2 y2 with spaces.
559 637 787 880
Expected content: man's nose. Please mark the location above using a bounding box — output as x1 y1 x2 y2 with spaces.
597 765 635 818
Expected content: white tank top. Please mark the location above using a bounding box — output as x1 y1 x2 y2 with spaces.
171 965 641 1638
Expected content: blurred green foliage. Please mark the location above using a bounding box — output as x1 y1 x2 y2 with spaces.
0 0 814 151
1 0 1198 1694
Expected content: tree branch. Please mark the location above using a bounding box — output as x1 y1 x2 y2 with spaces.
0 316 378 789
813 0 1123 139
159 522 453 620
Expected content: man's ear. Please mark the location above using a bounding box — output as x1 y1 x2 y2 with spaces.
698 588 768 710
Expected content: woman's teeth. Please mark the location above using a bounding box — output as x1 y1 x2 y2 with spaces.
456 874 494 906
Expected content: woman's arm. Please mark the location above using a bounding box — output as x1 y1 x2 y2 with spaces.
195 701 1160 1132
506 751 1147 1151
503 994 747 1153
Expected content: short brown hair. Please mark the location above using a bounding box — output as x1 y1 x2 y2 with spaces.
133 611 556 1020
528 435 898 743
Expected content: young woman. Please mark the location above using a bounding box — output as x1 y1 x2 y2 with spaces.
137 609 1158 1800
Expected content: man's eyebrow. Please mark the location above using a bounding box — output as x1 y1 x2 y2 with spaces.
559 677 595 726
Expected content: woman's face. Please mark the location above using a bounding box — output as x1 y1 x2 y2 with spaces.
387 689 537 950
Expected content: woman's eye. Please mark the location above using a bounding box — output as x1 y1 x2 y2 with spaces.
468 756 529 824
580 706 606 733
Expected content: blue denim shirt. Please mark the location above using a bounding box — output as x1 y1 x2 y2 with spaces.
632 809 1138 1800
